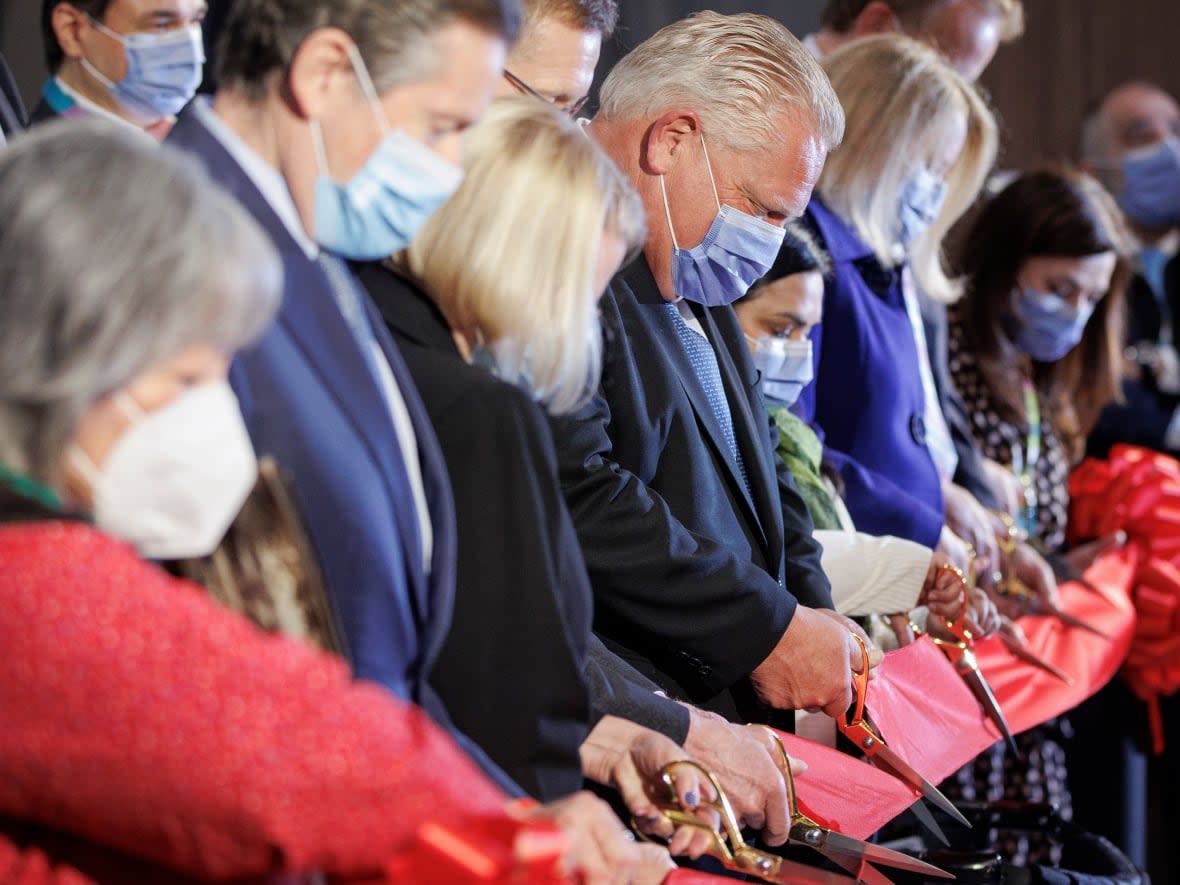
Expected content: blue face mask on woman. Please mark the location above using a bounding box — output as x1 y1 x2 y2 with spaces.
896 166 948 248
659 133 786 307
1118 137 1180 229
748 335 814 406
82 17 204 121
310 45 463 261
1007 286 1095 362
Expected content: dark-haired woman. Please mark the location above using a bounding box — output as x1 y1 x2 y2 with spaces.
947 167 1135 865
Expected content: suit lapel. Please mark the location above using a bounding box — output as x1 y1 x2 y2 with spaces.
624 262 769 546
168 107 434 619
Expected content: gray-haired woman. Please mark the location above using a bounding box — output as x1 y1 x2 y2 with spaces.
0 120 572 883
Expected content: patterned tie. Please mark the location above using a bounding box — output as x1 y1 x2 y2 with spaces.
664 303 751 495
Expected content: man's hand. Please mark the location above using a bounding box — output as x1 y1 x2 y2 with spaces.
982 459 1023 519
942 481 1002 582
579 716 717 860
749 605 861 717
680 706 806 846
1009 540 1061 611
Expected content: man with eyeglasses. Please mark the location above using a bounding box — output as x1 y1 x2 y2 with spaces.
494 0 615 117
35 0 207 139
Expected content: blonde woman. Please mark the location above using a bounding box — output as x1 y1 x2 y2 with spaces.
797 34 999 575
356 98 716 870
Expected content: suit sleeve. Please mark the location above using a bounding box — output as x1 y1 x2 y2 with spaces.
583 637 691 744
548 295 796 701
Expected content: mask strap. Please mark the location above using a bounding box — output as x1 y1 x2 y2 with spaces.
698 131 722 213
345 43 391 136
308 118 331 176
85 14 128 46
658 174 682 251
113 390 145 422
79 56 118 90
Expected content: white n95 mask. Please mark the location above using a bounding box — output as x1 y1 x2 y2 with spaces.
70 381 257 560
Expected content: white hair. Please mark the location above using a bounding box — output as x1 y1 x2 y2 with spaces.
598 11 845 156
0 119 282 483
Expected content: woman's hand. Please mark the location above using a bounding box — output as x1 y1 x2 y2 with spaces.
919 553 967 623
580 716 718 860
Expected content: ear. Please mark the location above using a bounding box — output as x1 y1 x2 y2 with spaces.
51 3 89 62
640 110 703 177
285 27 358 121
851 1 903 37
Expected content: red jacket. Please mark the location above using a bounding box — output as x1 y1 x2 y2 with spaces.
0 520 551 883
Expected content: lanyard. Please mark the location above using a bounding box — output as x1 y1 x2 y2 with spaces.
1009 381 1041 537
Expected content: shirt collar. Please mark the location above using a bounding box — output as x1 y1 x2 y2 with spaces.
191 98 320 260
48 76 150 133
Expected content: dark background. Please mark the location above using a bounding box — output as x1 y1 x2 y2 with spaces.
6 0 1180 168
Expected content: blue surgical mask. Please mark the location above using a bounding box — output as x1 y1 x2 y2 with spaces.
82 17 204 122
1006 286 1094 362
659 134 786 307
897 166 948 248
748 334 814 407
1118 137 1180 229
311 45 463 260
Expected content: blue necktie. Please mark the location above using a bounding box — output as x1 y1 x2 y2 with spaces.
664 303 750 494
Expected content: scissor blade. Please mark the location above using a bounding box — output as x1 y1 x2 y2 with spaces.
1000 633 1074 685
823 853 896 885
871 745 972 830
808 828 956 879
960 664 1020 756
724 852 857 885
908 798 950 847
1045 605 1111 640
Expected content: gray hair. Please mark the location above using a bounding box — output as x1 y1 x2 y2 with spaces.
0 119 282 485
597 11 845 156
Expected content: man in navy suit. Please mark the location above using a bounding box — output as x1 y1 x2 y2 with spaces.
550 12 879 728
164 4 672 877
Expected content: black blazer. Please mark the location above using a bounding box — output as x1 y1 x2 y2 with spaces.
0 54 26 138
360 264 692 797
360 263 593 800
548 257 832 721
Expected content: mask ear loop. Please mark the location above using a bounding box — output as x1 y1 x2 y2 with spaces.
345 43 391 136
659 128 720 252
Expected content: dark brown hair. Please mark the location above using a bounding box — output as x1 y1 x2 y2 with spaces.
42 0 113 71
522 0 617 39
957 167 1132 461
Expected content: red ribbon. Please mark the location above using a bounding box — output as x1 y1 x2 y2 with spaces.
1069 444 1180 753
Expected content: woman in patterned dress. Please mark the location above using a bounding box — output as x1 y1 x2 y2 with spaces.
947 167 1133 865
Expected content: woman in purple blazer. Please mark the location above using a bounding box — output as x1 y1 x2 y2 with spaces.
797 35 997 567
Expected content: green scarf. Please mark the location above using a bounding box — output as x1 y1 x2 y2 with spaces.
768 406 843 531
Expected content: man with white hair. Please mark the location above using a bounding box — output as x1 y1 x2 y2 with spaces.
550 12 876 740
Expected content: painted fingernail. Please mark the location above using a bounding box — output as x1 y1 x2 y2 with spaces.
684 791 699 808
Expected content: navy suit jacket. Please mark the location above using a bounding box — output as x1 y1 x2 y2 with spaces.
548 256 832 722
166 105 519 793
798 197 945 548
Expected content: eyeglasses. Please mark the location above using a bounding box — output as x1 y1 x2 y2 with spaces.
502 69 590 118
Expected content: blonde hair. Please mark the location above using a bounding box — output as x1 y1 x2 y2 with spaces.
598 11 844 157
818 34 997 303
405 97 645 415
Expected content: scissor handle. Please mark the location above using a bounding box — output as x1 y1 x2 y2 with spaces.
993 510 1023 555
842 633 871 730
750 725 807 824
654 759 749 854
936 563 974 644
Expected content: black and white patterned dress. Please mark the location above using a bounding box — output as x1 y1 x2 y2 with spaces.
943 308 1074 867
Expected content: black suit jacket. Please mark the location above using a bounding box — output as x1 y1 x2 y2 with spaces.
361 263 688 798
548 257 832 721
0 54 26 138
1090 261 1180 456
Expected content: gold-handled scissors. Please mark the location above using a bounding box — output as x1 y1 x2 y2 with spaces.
923 566 1020 757
835 635 972 846
637 760 857 885
995 526 1111 640
755 727 956 884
